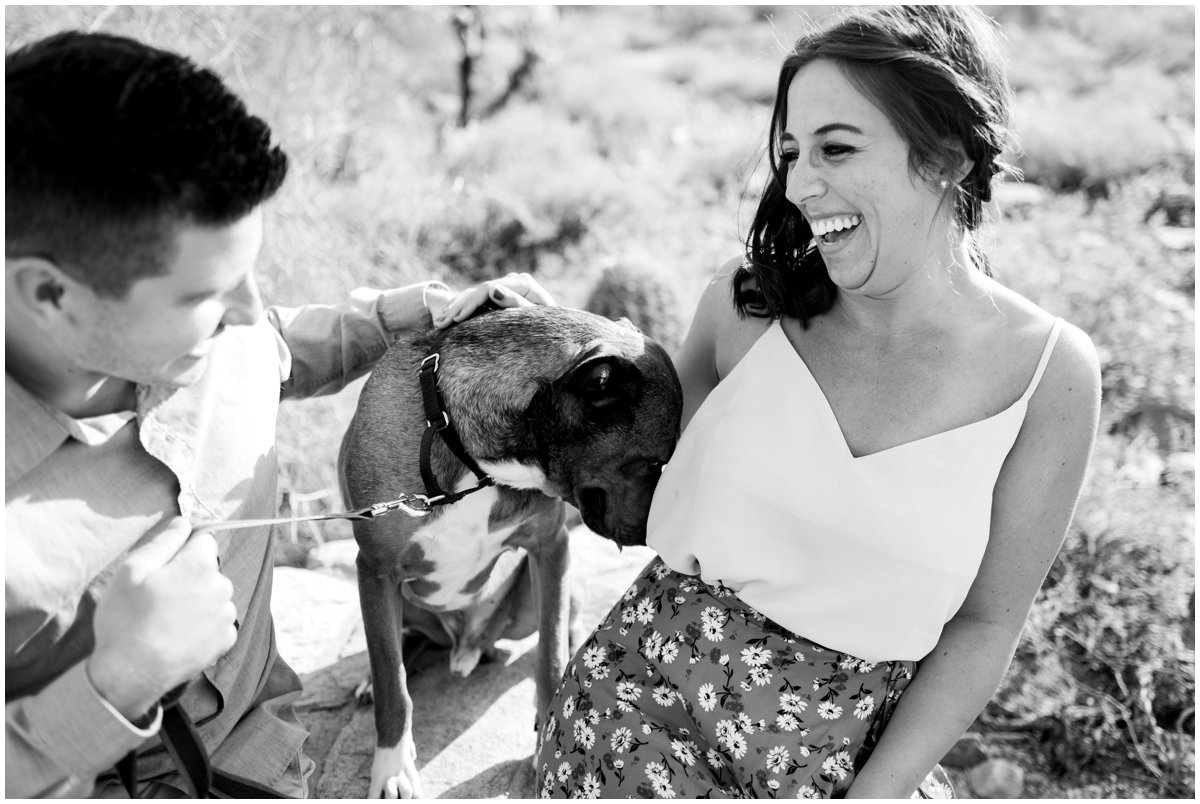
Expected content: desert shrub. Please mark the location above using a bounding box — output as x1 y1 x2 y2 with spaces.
984 179 1195 795
1012 70 1192 191
415 108 627 281
656 42 778 105
992 5 1194 192
655 5 755 41
994 179 1195 442
552 54 689 159
989 437 1195 796
583 259 687 354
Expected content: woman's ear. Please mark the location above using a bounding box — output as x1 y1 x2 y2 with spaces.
942 138 975 185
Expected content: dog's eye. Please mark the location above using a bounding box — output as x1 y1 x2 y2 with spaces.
621 457 664 478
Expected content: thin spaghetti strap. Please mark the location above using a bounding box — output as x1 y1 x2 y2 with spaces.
1020 318 1064 402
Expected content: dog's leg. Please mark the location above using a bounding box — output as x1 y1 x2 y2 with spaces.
527 522 572 732
358 566 423 799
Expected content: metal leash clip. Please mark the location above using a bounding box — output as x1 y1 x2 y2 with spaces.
362 495 434 519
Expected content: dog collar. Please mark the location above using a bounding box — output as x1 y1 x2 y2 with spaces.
417 351 495 506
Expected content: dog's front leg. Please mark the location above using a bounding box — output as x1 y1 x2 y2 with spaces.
358 566 423 799
528 524 572 730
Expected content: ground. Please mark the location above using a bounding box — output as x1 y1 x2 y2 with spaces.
273 525 654 798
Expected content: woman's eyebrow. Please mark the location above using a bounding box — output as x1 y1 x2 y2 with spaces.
813 123 865 137
784 123 865 141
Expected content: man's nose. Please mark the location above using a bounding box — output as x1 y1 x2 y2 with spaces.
220 275 263 327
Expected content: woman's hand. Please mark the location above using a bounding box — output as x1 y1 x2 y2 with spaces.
432 272 557 329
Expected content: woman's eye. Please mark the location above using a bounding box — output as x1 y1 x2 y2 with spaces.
779 149 799 164
822 143 856 158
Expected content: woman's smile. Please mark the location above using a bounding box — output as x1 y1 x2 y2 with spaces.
810 213 863 248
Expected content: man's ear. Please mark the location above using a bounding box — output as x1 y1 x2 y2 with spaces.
7 257 72 322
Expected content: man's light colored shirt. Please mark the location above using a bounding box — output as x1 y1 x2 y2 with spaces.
5 282 446 797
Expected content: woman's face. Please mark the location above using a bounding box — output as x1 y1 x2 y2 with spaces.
781 59 949 296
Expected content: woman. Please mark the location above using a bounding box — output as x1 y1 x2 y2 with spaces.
443 6 1100 798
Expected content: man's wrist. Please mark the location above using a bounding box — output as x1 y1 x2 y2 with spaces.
85 654 162 724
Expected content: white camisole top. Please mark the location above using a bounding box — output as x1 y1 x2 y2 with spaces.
648 317 1063 662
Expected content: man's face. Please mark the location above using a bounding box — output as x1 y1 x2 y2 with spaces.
57 210 265 388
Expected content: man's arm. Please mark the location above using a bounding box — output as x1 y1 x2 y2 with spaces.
6 663 163 798
6 519 236 798
268 281 451 400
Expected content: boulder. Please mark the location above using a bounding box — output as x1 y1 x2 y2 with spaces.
966 758 1025 799
941 732 989 769
305 538 360 581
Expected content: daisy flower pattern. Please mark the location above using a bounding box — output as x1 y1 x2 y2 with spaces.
533 559 946 799
697 682 718 712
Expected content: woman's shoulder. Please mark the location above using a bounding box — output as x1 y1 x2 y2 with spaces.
699 258 774 376
976 278 1101 426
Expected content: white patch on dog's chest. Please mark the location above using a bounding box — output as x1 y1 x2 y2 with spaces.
477 459 553 495
407 484 518 610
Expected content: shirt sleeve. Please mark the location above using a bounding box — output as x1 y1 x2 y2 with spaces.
5 662 162 798
267 281 453 400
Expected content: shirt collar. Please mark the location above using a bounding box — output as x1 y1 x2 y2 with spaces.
5 375 143 484
5 374 71 484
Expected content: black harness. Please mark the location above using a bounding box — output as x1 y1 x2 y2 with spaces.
417 351 495 505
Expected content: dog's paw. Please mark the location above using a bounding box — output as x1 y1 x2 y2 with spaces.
369 738 423 799
354 676 374 705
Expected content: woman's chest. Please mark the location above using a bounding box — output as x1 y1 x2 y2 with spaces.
777 318 1033 460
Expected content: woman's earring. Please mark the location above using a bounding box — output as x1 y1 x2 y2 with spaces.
939 179 950 190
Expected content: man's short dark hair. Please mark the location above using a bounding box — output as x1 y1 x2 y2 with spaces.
6 31 289 297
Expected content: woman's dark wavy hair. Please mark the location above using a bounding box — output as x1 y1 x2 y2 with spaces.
6 31 289 298
734 5 1017 324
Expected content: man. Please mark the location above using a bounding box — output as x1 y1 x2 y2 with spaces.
3 30 531 797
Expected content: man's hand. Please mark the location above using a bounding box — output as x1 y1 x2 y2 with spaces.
432 272 557 329
86 517 237 722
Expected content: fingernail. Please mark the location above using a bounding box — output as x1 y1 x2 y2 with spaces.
491 287 507 301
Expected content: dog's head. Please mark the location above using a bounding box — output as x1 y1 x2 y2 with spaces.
439 306 683 546
522 314 683 546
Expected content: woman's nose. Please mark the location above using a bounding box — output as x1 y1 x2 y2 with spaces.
784 158 824 209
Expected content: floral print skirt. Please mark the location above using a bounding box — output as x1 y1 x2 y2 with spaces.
534 558 953 799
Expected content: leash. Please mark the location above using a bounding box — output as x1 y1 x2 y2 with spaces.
116 344 495 797
116 684 290 798
196 349 495 535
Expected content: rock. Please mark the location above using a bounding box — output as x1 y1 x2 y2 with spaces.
306 537 360 580
272 567 363 675
941 732 988 769
966 758 1025 799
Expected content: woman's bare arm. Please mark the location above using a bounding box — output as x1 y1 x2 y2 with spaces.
847 321 1102 798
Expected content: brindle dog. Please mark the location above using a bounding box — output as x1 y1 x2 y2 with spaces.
339 306 682 798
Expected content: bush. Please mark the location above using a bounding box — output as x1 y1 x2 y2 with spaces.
584 259 687 354
986 179 1195 797
989 439 1195 796
418 109 627 281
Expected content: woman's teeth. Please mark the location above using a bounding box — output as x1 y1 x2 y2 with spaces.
811 214 862 244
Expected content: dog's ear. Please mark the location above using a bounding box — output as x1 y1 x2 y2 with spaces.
564 354 640 411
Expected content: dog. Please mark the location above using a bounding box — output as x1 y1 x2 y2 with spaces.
338 305 682 799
